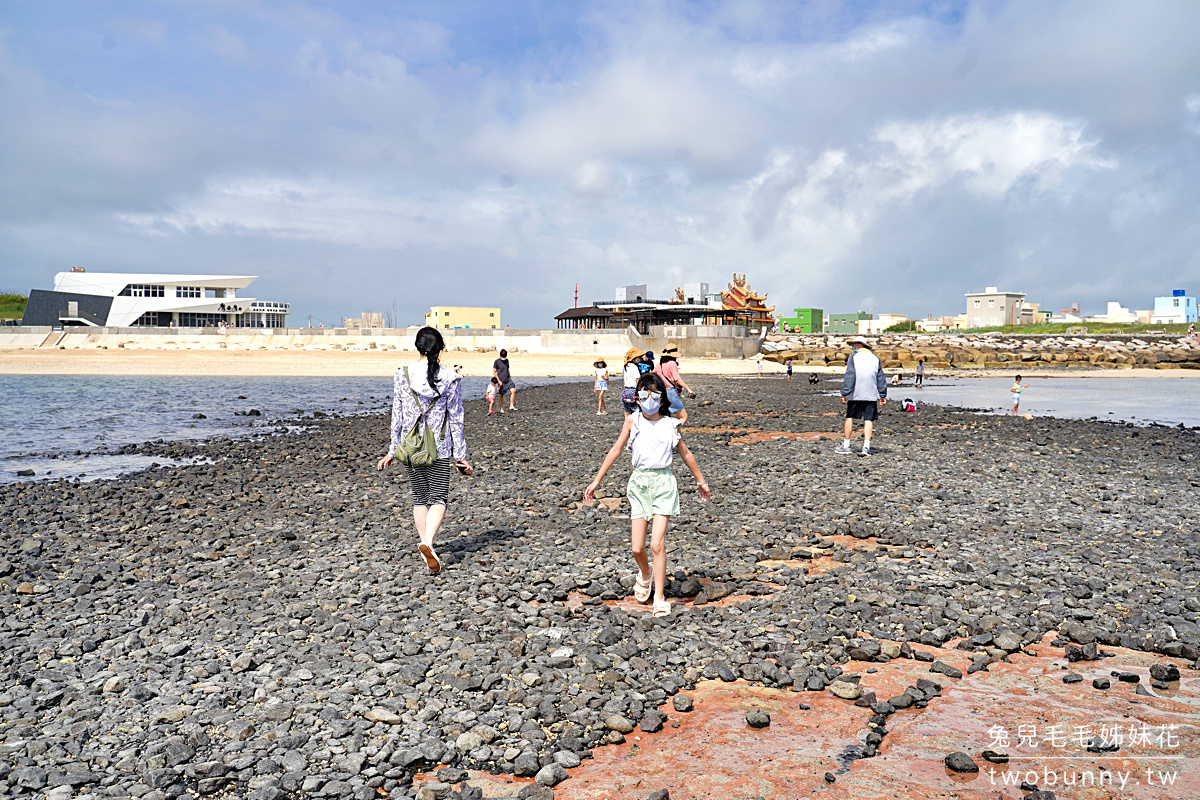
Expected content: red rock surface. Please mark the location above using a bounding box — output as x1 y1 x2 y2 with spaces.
555 635 1198 800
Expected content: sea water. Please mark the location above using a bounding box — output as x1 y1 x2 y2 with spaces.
890 375 1200 428
0 374 583 482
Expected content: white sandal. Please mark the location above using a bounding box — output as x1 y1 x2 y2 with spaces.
652 599 671 617
633 573 652 603
419 543 441 574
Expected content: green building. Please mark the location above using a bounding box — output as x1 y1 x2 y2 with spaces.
825 312 871 334
780 307 823 333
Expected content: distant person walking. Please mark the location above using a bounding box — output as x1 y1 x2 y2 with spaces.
377 326 471 574
836 336 887 457
594 360 609 415
653 345 695 425
915 359 925 388
493 349 517 412
757 357 764 377
786 359 793 382
585 372 711 617
1011 375 1031 416
622 347 643 416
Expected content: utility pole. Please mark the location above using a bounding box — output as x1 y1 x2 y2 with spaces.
307 314 311 329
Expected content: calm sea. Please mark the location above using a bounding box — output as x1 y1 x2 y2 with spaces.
0 374 583 483
884 375 1200 428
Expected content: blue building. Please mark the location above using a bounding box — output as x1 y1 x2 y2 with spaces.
1152 289 1197 324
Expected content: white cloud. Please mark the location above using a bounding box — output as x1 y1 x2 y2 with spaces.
472 59 760 178
873 112 1114 198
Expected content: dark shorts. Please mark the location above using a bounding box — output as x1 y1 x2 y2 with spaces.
846 400 879 421
621 387 638 413
498 379 516 394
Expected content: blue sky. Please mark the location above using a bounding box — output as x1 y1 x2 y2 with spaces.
2 0 1199 326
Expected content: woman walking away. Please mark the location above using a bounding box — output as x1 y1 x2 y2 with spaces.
621 347 643 416
915 359 925 388
377 327 472 573
654 345 696 425
594 360 609 415
493 349 517 412
585 373 711 617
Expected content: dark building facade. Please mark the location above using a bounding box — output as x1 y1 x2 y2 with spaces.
21 289 114 327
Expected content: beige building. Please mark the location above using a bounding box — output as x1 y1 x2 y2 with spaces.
425 306 501 330
856 313 908 334
344 311 384 329
965 287 1025 328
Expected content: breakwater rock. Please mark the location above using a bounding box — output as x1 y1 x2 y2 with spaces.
0 377 1197 799
762 333 1200 370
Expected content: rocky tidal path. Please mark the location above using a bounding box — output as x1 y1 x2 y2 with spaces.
1 378 1198 800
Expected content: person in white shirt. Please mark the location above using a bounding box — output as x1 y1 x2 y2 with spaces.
593 360 609 415
836 336 887 456
585 373 711 617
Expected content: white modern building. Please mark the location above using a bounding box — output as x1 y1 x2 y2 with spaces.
1086 301 1138 324
21 271 290 328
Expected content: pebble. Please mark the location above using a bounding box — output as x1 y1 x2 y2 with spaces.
745 709 771 728
605 715 635 733
944 752 979 773
1 377 1197 799
830 681 864 700
535 763 569 786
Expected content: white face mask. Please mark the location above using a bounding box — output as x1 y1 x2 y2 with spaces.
637 390 662 415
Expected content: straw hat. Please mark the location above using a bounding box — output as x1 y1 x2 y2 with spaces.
848 336 872 348
593 359 607 368
661 345 680 356
624 347 644 364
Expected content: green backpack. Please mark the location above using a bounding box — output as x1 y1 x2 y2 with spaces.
395 366 448 468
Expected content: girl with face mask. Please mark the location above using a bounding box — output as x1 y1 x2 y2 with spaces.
585 373 711 617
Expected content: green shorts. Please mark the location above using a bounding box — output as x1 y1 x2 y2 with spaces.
627 468 680 520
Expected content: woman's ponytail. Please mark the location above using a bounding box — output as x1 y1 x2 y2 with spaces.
414 327 446 388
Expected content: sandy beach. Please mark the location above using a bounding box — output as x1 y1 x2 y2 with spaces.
4 347 1200 379
0 349 778 378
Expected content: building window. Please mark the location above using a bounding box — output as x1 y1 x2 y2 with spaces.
176 286 202 298
119 284 165 298
973 300 980 308
489 312 495 317
132 312 167 326
988 299 995 308
444 311 450 316
1175 298 1180 307
178 312 228 327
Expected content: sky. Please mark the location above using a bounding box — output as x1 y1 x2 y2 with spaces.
2 0 1200 327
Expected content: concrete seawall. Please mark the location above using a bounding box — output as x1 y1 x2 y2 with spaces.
762 332 1200 370
0 324 769 359
0 326 635 355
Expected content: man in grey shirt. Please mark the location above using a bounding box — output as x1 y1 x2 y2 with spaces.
836 336 887 456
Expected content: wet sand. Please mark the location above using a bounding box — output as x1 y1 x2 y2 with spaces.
2 347 1199 379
